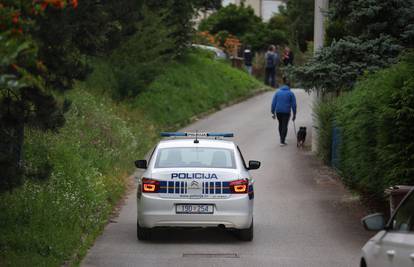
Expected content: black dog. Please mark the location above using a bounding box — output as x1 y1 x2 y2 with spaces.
297 127 307 148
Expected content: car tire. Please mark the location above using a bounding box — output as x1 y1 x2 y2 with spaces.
237 220 253 241
137 221 151 241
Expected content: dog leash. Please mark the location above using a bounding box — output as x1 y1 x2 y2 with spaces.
293 120 297 137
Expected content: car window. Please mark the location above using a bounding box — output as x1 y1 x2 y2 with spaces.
391 191 414 232
155 147 236 169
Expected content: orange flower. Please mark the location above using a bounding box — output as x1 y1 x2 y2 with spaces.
44 0 65 9
71 0 78 8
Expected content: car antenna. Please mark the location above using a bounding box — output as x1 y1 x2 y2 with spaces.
194 130 199 144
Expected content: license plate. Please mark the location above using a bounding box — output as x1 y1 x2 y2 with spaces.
176 204 214 214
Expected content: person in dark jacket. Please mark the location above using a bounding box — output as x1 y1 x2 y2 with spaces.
264 45 279 87
271 77 297 146
243 45 253 75
282 46 294 66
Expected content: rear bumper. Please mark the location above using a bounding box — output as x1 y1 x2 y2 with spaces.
137 194 253 229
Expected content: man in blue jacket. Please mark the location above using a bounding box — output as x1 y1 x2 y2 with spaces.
271 77 297 146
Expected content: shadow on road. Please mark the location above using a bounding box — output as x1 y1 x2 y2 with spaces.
143 227 243 244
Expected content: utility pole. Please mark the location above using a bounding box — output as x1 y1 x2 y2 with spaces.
311 0 329 152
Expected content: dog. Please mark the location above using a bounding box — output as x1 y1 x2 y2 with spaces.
297 127 307 148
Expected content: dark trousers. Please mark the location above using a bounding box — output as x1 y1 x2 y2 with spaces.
276 113 290 143
265 67 276 87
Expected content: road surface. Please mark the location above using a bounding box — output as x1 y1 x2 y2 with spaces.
82 90 371 267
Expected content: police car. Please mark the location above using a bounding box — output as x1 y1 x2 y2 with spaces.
134 132 260 241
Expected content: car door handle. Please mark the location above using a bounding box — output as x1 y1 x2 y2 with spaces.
386 250 396 257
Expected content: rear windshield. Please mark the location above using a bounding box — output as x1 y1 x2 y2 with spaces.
154 147 236 169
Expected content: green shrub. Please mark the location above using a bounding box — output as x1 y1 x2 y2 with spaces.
105 9 175 100
131 51 262 127
314 100 338 164
336 53 414 198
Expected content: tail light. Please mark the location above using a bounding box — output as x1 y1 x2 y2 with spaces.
142 178 160 193
229 179 249 194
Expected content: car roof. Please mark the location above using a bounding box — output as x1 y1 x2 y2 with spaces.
157 138 236 149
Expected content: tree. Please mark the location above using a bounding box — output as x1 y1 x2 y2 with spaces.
0 1 75 192
199 3 262 37
0 0 142 192
110 8 176 99
146 0 221 54
293 0 414 93
280 0 314 52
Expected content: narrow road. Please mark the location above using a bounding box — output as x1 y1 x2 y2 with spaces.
82 90 371 267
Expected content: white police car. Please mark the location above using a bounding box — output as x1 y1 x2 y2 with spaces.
134 132 260 241
360 187 414 267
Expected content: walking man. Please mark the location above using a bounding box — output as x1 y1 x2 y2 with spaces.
271 77 297 146
264 45 279 87
243 45 253 75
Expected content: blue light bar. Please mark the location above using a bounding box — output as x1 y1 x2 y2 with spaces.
160 132 234 138
207 132 234 138
160 132 187 137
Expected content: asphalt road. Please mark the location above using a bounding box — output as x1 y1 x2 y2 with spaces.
82 90 371 267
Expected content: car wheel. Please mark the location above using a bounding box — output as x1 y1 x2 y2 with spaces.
137 221 152 241
237 220 253 241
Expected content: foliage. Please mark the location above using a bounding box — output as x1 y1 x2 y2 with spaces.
294 0 414 93
314 99 338 164
326 0 414 46
0 0 76 193
131 51 262 127
198 3 288 52
196 31 241 56
199 3 261 37
293 36 402 93
145 0 221 53
0 50 262 266
279 0 314 52
335 53 414 198
108 9 175 99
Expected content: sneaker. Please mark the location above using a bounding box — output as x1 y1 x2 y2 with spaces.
280 143 286 147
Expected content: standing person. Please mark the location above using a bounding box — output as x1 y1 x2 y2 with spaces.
271 77 297 146
264 45 279 87
243 45 253 75
283 46 294 66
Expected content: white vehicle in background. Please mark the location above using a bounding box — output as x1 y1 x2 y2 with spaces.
191 44 227 59
134 132 260 241
360 187 414 267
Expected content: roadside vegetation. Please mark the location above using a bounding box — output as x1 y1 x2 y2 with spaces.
0 50 262 266
295 0 414 200
196 1 314 82
0 0 264 266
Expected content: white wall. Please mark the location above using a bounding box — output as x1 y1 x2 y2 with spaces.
262 0 285 21
222 0 237 6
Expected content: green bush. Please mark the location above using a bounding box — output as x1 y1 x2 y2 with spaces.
131 51 262 127
108 10 175 100
314 100 338 164
336 53 414 198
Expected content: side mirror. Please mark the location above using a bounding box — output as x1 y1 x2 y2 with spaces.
248 160 261 170
361 213 386 231
134 160 147 169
